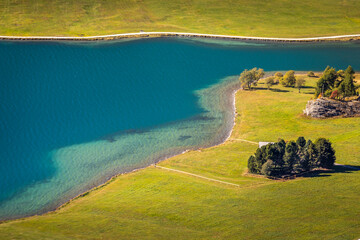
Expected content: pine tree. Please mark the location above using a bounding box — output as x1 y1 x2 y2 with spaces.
283 141 298 173
339 72 356 97
254 147 267 173
248 155 257 173
314 138 336 169
315 66 338 97
305 140 318 169
345 65 355 76
293 137 309 173
261 160 278 177
296 137 306 148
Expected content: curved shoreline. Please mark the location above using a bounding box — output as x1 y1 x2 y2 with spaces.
1 32 360 42
53 86 240 220
0 78 240 223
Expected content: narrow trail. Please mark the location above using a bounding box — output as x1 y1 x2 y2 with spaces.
230 138 258 145
156 166 241 187
156 138 359 189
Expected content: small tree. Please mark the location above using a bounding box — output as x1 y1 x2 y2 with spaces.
295 76 306 93
248 155 257 174
280 70 296 87
265 76 275 89
307 71 315 77
273 72 283 84
293 137 308 173
329 89 339 99
261 160 278 177
253 147 267 173
274 72 283 78
256 68 265 80
305 140 318 169
239 68 265 90
315 66 338 97
314 138 336 169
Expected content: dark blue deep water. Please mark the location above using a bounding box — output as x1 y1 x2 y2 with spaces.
1 38 360 220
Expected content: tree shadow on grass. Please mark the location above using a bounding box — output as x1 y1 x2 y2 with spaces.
300 164 360 178
253 87 289 92
270 88 290 93
301 86 315 89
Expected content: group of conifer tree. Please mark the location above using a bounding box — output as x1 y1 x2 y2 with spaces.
315 65 358 99
248 137 336 177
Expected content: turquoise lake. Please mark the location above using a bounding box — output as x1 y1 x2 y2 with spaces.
1 38 360 220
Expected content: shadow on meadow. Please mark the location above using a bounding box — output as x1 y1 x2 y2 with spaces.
253 87 290 92
300 165 360 178
301 85 316 89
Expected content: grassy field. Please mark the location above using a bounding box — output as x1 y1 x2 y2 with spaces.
1 0 360 37
0 75 359 239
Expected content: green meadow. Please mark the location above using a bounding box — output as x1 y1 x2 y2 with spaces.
1 0 360 37
0 76 359 239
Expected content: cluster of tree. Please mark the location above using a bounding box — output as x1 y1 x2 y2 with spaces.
279 70 306 92
239 68 265 90
315 65 358 99
263 71 306 92
248 137 336 178
263 72 282 89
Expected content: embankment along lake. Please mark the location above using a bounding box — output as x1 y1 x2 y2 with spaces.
1 38 360 220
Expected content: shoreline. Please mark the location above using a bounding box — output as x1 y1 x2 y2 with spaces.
1 32 360 42
54 87 240 218
56 84 241 219
0 78 241 223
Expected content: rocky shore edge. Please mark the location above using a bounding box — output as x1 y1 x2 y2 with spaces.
1 32 360 42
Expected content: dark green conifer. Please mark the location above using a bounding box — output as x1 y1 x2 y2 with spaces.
314 138 336 169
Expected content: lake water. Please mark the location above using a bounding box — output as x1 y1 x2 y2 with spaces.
1 38 360 220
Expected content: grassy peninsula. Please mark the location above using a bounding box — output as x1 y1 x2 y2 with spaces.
1 0 360 37
1 76 359 239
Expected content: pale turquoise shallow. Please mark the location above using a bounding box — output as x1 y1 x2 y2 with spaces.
0 38 360 220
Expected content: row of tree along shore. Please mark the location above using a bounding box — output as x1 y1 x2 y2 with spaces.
239 66 359 98
248 137 336 178
239 68 308 92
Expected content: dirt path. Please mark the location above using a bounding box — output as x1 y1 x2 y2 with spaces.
230 138 258 145
156 166 241 187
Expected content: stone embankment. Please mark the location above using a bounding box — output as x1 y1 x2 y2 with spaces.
304 97 360 118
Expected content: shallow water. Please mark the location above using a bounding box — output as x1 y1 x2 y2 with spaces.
0 38 360 220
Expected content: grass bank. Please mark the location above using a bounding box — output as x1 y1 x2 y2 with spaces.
1 0 360 38
0 76 359 239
